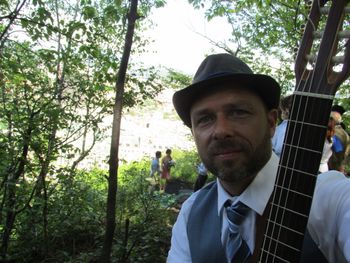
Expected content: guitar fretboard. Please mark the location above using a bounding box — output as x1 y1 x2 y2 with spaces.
260 94 333 262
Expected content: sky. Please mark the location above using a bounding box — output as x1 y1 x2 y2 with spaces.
140 0 232 75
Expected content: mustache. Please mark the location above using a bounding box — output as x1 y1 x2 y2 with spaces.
208 139 248 155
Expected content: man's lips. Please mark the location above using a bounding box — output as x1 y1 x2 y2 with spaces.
213 149 242 159
209 139 247 159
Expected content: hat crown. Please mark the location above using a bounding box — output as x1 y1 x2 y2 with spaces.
193 54 254 84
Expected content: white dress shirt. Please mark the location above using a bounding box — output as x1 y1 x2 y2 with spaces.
319 139 333 173
167 153 350 263
271 120 288 157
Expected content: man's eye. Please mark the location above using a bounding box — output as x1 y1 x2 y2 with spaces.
229 109 250 117
196 115 213 126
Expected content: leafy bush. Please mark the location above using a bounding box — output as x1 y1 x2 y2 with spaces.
8 168 107 262
169 149 199 183
4 149 199 262
114 160 177 263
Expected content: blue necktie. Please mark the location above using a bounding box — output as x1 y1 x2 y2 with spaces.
225 201 252 263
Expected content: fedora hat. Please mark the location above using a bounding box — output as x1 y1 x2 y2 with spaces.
331 105 345 116
173 53 281 127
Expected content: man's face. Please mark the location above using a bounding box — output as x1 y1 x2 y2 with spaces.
190 87 277 183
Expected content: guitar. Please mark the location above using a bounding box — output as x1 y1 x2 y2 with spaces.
259 0 350 262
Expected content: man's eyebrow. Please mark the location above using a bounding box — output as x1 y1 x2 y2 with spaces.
191 108 212 117
220 101 254 110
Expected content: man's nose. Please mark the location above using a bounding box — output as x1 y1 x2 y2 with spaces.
212 116 234 140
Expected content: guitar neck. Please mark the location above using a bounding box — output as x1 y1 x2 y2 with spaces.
260 94 333 262
259 0 350 260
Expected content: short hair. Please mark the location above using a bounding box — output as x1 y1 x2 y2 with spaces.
280 95 293 112
330 111 342 124
279 95 293 120
166 149 171 154
155 151 161 158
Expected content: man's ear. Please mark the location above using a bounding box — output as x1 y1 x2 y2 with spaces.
268 109 278 138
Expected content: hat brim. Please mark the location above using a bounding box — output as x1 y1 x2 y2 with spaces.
173 73 281 127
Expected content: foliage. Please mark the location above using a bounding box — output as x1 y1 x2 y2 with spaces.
5 168 108 262
188 0 350 99
163 68 192 89
114 160 177 263
0 0 167 261
2 159 181 262
170 149 199 183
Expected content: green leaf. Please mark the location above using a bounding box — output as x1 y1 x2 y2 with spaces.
0 0 8 8
82 6 97 20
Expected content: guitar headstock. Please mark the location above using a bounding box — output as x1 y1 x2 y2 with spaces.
295 0 350 95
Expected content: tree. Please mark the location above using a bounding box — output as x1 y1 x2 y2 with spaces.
188 0 349 98
0 0 165 260
99 0 139 261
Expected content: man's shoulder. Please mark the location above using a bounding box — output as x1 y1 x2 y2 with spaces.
314 171 350 203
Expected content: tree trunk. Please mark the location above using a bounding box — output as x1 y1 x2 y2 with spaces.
0 116 33 259
99 0 139 262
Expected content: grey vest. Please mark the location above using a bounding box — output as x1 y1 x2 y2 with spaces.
187 181 328 263
187 182 226 263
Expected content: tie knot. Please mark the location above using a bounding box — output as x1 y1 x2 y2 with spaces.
225 201 250 225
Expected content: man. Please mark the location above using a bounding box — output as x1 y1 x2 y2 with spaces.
150 151 162 179
167 53 350 263
193 162 208 192
271 94 293 157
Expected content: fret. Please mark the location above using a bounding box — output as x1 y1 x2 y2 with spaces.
260 248 292 263
264 212 306 250
283 123 326 152
275 167 316 197
266 218 306 236
263 234 302 252
267 206 308 233
274 185 313 200
280 145 322 174
261 234 303 263
267 204 309 235
282 143 323 155
270 202 310 219
271 184 313 216
277 165 316 178
287 119 327 129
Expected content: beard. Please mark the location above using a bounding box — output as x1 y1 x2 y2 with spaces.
201 131 272 183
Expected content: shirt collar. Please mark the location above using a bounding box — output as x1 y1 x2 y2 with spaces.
217 152 279 216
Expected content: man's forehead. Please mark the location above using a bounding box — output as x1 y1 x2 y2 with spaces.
190 87 262 110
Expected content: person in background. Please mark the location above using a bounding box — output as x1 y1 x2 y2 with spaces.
160 149 174 191
271 95 293 157
167 53 350 263
328 105 350 174
150 151 162 184
319 117 336 173
193 162 208 192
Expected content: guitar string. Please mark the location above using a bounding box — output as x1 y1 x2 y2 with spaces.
261 1 340 262
264 9 317 262
279 0 346 239
261 3 320 259
271 0 341 261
